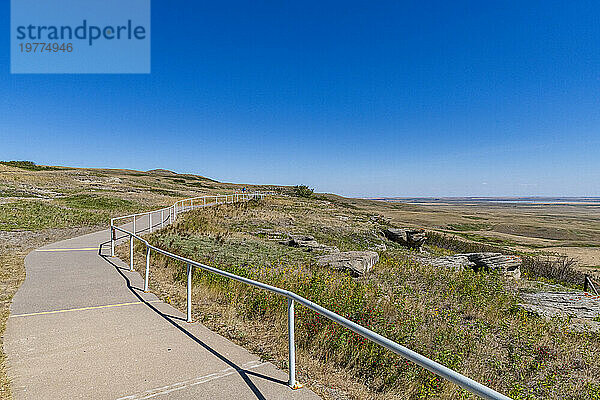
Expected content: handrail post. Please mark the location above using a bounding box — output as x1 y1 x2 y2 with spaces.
130 234 134 272
144 246 151 292
288 298 300 389
110 220 115 257
187 263 193 323
133 215 136 235
161 209 164 228
585 274 589 292
149 212 152 233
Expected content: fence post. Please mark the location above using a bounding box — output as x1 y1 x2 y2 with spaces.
288 298 299 389
130 234 134 272
144 246 151 292
110 223 115 257
187 263 193 323
585 275 589 292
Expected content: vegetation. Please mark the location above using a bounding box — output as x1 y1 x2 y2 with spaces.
122 198 600 400
2 162 599 400
427 232 586 287
58 194 137 211
294 185 314 198
0 201 107 231
0 162 254 400
0 161 60 171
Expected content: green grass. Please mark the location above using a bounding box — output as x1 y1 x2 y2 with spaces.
0 188 35 198
135 200 600 399
58 194 137 211
446 223 490 231
0 201 109 231
0 161 60 171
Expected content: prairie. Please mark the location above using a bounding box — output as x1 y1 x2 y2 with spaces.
2 162 599 399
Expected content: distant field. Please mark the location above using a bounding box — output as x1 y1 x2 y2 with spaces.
356 197 600 274
120 196 600 400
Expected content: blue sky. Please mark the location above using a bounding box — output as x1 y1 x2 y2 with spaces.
1 1 599 197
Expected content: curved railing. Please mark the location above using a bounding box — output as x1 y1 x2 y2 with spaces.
109 192 511 400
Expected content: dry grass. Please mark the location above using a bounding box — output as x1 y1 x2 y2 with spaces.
0 250 24 400
119 198 600 400
3 162 600 399
0 162 276 399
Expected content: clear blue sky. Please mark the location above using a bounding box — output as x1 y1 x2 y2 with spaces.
1 1 599 197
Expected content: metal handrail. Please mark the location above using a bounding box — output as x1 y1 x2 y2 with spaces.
584 275 599 295
109 192 512 399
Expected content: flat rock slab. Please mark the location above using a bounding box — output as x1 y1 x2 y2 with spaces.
428 252 521 279
383 228 426 250
519 291 600 332
280 234 339 253
317 251 379 276
5 212 320 400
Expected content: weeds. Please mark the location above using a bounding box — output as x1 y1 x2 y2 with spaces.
522 255 584 286
130 200 600 400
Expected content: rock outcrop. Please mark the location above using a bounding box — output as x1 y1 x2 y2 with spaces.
275 232 380 275
429 252 521 278
519 291 600 332
280 235 339 253
317 251 379 276
383 228 427 251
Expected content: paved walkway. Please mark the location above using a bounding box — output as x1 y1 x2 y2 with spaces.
5 213 319 399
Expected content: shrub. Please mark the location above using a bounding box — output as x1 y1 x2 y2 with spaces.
521 255 584 286
293 185 314 198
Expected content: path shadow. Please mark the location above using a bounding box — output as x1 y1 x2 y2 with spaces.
99 253 289 398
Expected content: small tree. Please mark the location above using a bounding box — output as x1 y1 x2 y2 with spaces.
293 185 314 198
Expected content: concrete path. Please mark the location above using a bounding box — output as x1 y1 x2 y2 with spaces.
5 213 319 399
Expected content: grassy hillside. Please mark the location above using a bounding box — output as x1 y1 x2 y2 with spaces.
120 196 600 400
2 161 599 400
0 161 281 400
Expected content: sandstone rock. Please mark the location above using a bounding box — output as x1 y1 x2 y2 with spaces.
428 252 521 278
383 228 427 250
465 253 521 278
370 243 387 252
370 214 391 223
432 254 476 271
253 229 288 241
519 291 600 332
317 251 379 276
280 234 339 253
